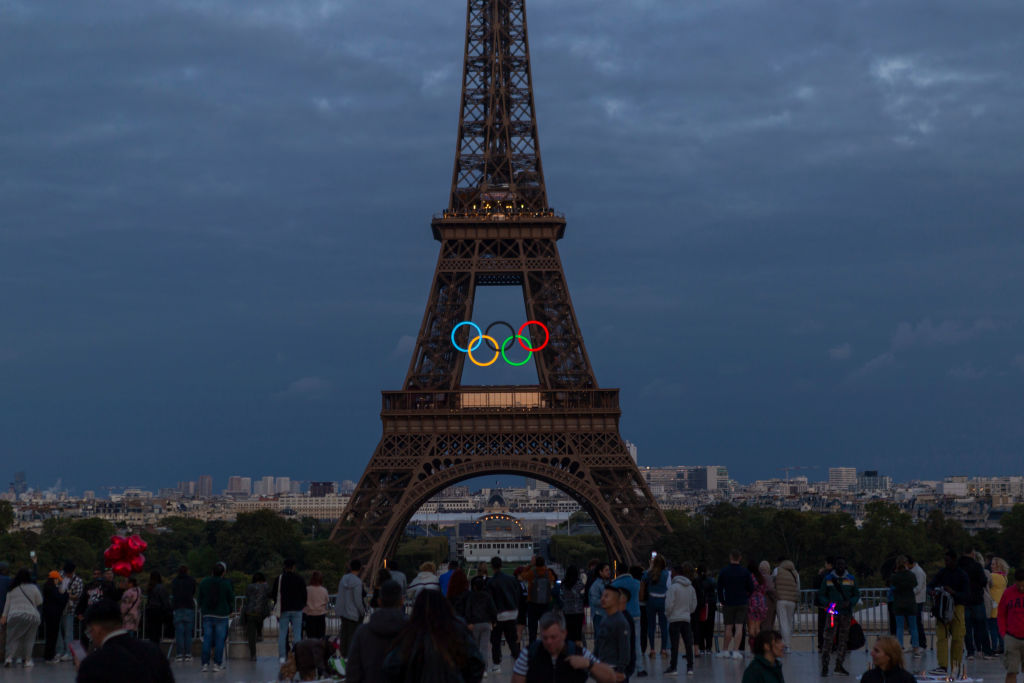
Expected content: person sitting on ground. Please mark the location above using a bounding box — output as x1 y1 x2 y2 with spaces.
75 599 174 683
511 611 625 683
860 636 916 683
346 580 408 683
741 629 786 683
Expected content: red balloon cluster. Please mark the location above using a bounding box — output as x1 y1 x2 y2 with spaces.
103 535 148 577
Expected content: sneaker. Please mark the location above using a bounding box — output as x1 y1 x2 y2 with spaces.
176 655 184 662
60 654 73 662
834 664 849 676
4 658 11 668
184 655 192 662
912 647 923 657
48 657 61 663
687 671 695 676
731 651 743 659
663 668 678 676
714 651 729 658
212 663 224 672
927 667 947 676
967 654 975 661
201 664 210 672
23 660 34 668
490 664 502 672
983 654 996 660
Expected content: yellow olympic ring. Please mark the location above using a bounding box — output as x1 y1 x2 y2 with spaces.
467 335 500 366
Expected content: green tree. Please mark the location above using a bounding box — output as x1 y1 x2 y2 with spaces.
215 511 304 574
393 536 448 576
549 534 606 569
0 501 15 533
997 504 1024 568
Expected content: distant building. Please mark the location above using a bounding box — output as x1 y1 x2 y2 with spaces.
309 481 335 497
276 477 291 495
226 476 251 496
857 470 892 492
829 468 857 491
461 492 533 566
197 475 213 498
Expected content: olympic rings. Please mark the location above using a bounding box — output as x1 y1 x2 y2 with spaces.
466 335 500 366
452 320 549 366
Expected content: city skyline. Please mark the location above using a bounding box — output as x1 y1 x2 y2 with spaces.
3 2 1023 490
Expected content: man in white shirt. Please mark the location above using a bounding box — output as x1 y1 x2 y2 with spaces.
909 555 928 653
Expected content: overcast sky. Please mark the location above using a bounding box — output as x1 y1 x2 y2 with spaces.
2 0 1022 493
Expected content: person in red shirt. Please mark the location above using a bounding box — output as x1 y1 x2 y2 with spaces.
997 570 1024 683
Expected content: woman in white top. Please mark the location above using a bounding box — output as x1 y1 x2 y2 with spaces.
1 568 44 668
407 561 441 604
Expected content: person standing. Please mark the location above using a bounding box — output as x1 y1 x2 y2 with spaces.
0 561 10 664
439 560 459 596
74 599 174 683
815 557 834 651
1 568 43 668
488 556 522 672
612 565 646 677
774 559 799 650
817 556 859 677
589 562 612 638
989 557 1009 655
57 562 83 661
759 562 778 632
336 559 366 657
928 549 969 678
243 572 269 661
144 571 171 646
303 570 329 639
594 586 632 680
961 550 994 659
42 570 68 662
889 556 919 655
523 556 557 644
561 566 587 647
382 590 485 683
742 630 786 683
664 563 697 676
406 561 440 604
346 580 407 683
463 575 498 672
696 565 716 655
197 561 234 673
908 555 927 653
717 550 754 660
170 565 197 661
997 567 1024 683
120 576 142 638
747 561 769 653
272 558 306 664
644 555 670 659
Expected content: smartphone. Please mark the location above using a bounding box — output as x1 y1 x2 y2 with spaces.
651 551 657 559
69 640 87 663
29 550 36 559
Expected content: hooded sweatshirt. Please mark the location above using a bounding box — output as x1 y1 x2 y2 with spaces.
345 607 408 683
665 575 698 622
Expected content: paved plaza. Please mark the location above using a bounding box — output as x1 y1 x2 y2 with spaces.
0 647 1006 682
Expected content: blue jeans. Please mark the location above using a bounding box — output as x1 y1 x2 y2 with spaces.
987 617 1004 653
174 608 195 657
278 611 303 658
632 615 646 672
895 613 919 648
202 615 229 665
647 597 668 651
56 612 75 657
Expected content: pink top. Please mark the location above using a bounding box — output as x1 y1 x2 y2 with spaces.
304 585 330 616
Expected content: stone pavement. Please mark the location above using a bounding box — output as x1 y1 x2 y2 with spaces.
0 648 1006 682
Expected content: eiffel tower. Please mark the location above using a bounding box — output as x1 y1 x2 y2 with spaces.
330 0 669 570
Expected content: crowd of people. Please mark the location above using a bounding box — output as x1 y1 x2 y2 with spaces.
0 546 1023 682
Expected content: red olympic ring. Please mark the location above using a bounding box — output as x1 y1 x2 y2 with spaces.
517 321 549 352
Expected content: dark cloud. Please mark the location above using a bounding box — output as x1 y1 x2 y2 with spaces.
2 0 1023 490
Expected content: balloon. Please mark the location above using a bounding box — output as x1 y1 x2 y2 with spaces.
129 553 145 572
103 546 121 564
127 535 148 553
112 560 133 577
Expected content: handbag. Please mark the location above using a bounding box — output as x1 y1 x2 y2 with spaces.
847 619 866 650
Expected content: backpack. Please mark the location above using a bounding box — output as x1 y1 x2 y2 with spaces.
533 572 551 605
932 587 955 624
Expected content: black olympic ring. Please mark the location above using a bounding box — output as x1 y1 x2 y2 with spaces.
484 321 517 353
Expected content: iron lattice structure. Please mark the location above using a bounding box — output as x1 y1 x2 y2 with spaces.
331 0 669 572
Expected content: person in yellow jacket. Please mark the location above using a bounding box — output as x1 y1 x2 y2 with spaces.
988 557 1009 655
